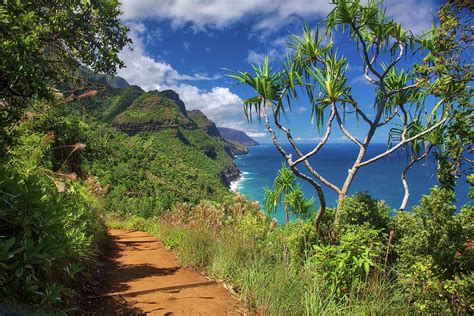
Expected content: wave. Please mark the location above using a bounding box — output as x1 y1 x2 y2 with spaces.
230 172 254 192
230 175 244 192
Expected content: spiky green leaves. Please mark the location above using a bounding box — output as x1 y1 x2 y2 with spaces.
226 56 282 122
226 26 349 130
289 24 333 64
326 0 408 46
263 164 315 221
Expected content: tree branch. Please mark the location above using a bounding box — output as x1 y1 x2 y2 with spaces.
364 41 381 84
387 83 419 97
260 100 290 160
351 22 382 80
377 108 398 127
382 42 404 79
358 117 447 167
291 104 336 165
347 95 373 126
399 145 433 211
334 103 364 148
271 104 341 194
289 165 327 234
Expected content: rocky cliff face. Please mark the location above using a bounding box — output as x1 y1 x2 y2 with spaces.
186 110 221 137
225 141 248 156
218 127 259 147
158 90 188 116
220 165 241 187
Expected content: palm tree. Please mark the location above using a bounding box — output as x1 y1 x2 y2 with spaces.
264 164 314 223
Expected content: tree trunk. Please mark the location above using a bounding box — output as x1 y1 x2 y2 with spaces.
400 148 431 211
334 95 386 223
400 172 409 211
314 185 326 235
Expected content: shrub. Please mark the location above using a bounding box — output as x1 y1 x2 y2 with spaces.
307 226 385 296
338 192 391 231
0 166 103 311
0 112 104 312
393 187 473 313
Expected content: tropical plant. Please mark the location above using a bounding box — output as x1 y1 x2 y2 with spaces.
264 165 315 223
0 138 103 311
227 0 471 230
393 187 473 313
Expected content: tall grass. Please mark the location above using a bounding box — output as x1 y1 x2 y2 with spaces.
107 209 414 315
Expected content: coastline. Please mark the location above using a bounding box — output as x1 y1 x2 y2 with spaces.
229 153 249 193
230 170 253 193
230 154 243 192
230 174 243 192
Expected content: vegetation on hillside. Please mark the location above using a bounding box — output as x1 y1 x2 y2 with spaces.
0 0 472 314
110 188 473 314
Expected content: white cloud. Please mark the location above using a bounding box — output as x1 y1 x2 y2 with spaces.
116 22 266 136
246 132 267 138
295 136 322 141
349 75 372 86
118 22 221 90
121 0 333 31
246 48 282 64
121 0 436 34
295 106 308 113
183 41 191 51
172 84 244 126
384 0 436 34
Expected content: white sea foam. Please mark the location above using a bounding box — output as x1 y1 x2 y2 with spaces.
230 175 243 192
230 171 252 192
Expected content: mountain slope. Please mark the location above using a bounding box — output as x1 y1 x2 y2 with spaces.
67 80 242 216
218 127 259 147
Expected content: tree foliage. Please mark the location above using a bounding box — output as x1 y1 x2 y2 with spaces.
228 0 472 228
264 165 315 223
0 0 130 123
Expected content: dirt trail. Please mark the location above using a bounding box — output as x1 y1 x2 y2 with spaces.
85 229 242 315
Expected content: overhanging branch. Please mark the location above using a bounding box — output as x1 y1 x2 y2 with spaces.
357 117 447 167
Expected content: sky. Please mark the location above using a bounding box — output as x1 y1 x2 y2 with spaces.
116 0 443 143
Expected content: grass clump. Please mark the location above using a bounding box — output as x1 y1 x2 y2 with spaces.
107 195 408 315
109 188 473 315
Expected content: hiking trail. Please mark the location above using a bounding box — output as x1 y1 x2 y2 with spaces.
82 229 242 315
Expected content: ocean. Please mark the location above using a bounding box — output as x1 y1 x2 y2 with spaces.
232 143 471 223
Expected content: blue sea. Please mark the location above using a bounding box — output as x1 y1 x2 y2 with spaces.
232 143 471 223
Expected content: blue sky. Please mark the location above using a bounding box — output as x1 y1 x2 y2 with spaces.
116 0 443 143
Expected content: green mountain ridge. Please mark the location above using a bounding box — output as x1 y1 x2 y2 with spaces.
65 76 247 214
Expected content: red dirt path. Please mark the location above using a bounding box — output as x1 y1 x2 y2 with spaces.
85 229 242 315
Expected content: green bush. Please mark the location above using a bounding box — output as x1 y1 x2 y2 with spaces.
307 226 385 296
338 192 391 231
0 109 104 312
393 187 473 313
0 166 103 311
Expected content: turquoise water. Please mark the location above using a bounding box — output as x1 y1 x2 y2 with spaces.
233 143 471 223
